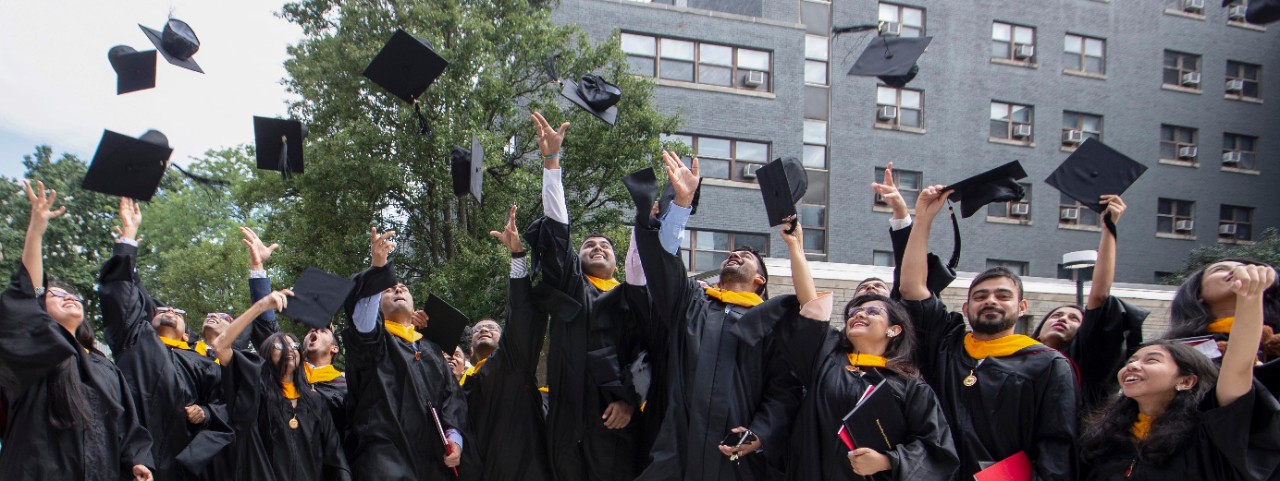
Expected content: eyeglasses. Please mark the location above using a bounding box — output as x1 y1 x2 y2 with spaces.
47 288 83 303
474 324 502 334
846 306 887 319
205 313 233 323
272 341 301 351
155 306 187 317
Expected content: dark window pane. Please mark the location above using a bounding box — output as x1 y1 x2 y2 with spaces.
991 120 1008 138
798 204 825 228
802 1 831 35
627 56 655 76
1158 217 1173 232
1176 202 1192 216
805 86 829 120
699 65 733 86
1239 224 1253 240
1085 57 1103 73
1163 69 1180 85
737 142 768 162
900 109 921 128
1160 143 1176 159
711 232 730 250
1244 83 1259 98
1158 199 1172 214
804 230 826 251
802 170 828 204
736 234 767 252
699 158 730 180
989 202 1009 217
1064 53 1082 71
992 42 1010 59
699 137 732 158
1080 208 1099 225
660 60 694 81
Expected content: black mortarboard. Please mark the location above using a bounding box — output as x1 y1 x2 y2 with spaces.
363 29 449 105
945 160 1028 219
1246 0 1280 24
848 36 932 88
754 157 809 227
82 129 173 201
560 75 621 126
449 135 484 202
253 116 308 176
139 18 204 74
1045 138 1147 214
422 294 470 354
108 46 156 95
282 267 356 329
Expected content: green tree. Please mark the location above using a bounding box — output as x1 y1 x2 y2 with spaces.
1164 228 1280 285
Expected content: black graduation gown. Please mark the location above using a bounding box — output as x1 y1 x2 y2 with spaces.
524 217 644 480
775 311 959 480
0 263 156 481
221 350 351 481
632 224 803 481
457 275 558 481
1080 386 1280 480
98 242 234 480
904 296 1079 481
1064 296 1146 412
341 263 469 481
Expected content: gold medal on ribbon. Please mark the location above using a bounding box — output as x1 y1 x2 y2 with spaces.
963 370 977 387
289 416 299 429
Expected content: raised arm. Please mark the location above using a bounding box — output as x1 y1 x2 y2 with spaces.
350 228 397 334
532 111 569 222
527 112 583 293
780 216 816 306
1086 196 1125 309
240 226 281 348
634 151 700 325
490 205 544 368
20 180 65 286
900 185 951 301
1218 264 1277 406
212 289 293 366
98 197 152 354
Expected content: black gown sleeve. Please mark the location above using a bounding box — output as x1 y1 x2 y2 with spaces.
1031 355 1079 481
249 275 279 350
0 263 77 393
523 216 584 295
1202 384 1280 480
902 296 957 376
1070 295 1146 411
342 263 398 367
97 242 153 356
112 363 156 474
745 300 805 460
499 276 549 373
632 221 697 332
889 224 911 300
886 379 961 480
771 309 834 386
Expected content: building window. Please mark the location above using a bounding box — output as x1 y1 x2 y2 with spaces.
985 259 1029 276
1063 34 1105 75
620 33 772 92
875 86 923 129
804 35 829 85
873 167 922 208
803 120 827 169
1226 1 1263 25
1163 50 1202 89
1222 133 1259 171
988 183 1032 221
872 250 896 267
1061 111 1102 149
1059 193 1102 228
1160 124 1199 165
990 101 1034 143
1157 198 1196 236
1219 205 1254 241
678 230 769 273
661 134 769 182
1226 60 1262 100
992 22 1036 63
878 3 925 37
802 0 832 35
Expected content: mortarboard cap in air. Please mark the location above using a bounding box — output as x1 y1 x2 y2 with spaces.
282 267 357 329
754 157 809 227
82 129 174 201
560 74 621 126
422 294 470 354
108 45 156 95
1245 0 1280 24
139 18 204 74
450 135 485 202
848 36 932 88
363 29 449 105
253 116 308 176
1045 138 1147 214
945 160 1028 219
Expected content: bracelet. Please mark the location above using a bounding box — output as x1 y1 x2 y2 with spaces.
544 152 560 160
511 251 527 258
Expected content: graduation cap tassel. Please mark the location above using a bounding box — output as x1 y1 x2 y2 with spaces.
412 101 432 138
169 164 229 187
278 135 292 180
1103 212 1117 238
544 53 561 83
946 204 961 269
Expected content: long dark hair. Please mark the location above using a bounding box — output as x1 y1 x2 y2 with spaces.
43 279 92 430
1029 305 1082 339
838 294 920 379
257 332 319 412
1166 258 1280 339
1078 340 1218 465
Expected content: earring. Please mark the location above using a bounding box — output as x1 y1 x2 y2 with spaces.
886 331 896 338
1175 386 1186 392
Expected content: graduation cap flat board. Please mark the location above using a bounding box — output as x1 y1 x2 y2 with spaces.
108 46 156 95
363 29 449 105
449 135 484 201
945 160 1027 219
560 75 620 126
848 36 932 88
82 129 174 201
139 18 204 74
422 294 470 354
1045 138 1147 214
282 267 356 329
754 157 809 227
253 116 308 176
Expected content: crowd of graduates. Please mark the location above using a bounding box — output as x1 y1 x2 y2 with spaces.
2 111 1280 481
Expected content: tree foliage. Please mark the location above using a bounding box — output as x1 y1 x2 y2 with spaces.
1163 228 1280 285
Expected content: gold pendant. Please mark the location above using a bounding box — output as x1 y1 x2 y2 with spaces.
963 371 977 387
289 416 299 429
415 352 422 361
844 365 861 374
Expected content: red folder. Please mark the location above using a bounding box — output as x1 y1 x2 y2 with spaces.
973 451 1032 481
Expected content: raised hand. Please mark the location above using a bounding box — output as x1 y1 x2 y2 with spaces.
117 197 141 240
913 184 952 221
240 226 279 271
531 111 569 168
411 309 429 329
256 289 294 313
23 180 66 231
371 228 397 268
489 204 524 253
662 150 700 208
1100 195 1127 224
872 162 909 218
779 214 804 252
1230 264 1277 302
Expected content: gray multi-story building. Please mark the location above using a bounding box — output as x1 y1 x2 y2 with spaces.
554 0 1280 283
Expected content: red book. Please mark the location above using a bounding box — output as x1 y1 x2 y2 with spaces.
973 451 1032 481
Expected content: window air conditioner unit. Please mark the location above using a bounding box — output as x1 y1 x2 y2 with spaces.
1178 146 1198 159
1062 129 1084 144
1012 124 1033 138
1175 220 1195 232
741 164 761 179
879 22 902 37
1223 151 1243 164
1060 208 1079 221
743 70 765 87
1181 72 1201 87
1183 0 1205 12
1013 45 1035 60
1226 79 1245 92
877 106 899 121
1220 223 1238 236
1011 203 1031 216
1229 5 1248 20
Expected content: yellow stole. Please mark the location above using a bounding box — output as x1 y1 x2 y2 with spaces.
459 357 489 386
305 363 343 384
1131 413 1154 440
587 276 621 292
1207 317 1235 334
963 333 1041 359
281 382 300 400
159 336 192 351
384 320 424 343
704 287 764 308
847 353 888 368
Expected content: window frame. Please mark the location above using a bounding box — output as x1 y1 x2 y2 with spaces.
1160 124 1200 165
1059 193 1102 229
1222 133 1260 171
678 229 770 273
1157 198 1196 236
875 85 924 129
988 182 1033 222
1163 50 1203 89
992 21 1037 64
878 2 926 37
1219 204 1254 242
1061 111 1103 149
662 134 771 182
985 259 1029 276
620 32 774 92
873 167 922 210
1226 60 1262 100
990 101 1035 143
1063 33 1106 75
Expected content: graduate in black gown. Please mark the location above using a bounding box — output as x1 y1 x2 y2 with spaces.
900 184 1079 481
0 180 155 481
209 286 352 481
524 112 645 480
773 219 958 480
98 197 234 481
1079 263 1280 480
342 228 468 481
633 151 803 481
